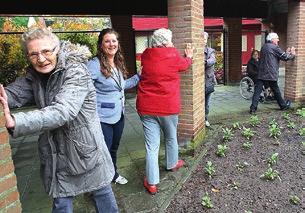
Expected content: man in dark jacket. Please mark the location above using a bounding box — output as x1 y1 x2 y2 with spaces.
249 32 296 114
0 28 118 212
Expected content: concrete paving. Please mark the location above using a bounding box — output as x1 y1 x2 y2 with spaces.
9 69 287 213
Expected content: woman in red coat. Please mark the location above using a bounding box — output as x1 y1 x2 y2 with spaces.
136 28 193 194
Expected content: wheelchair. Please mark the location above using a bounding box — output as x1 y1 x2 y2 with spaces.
240 75 273 102
240 76 255 100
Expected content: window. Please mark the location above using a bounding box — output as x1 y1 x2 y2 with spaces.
254 35 262 51
135 36 149 54
242 35 247 52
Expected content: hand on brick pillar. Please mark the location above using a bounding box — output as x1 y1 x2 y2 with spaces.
184 43 194 59
0 84 15 128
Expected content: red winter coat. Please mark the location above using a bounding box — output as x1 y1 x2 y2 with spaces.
136 47 192 116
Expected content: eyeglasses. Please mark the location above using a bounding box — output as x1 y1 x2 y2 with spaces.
28 46 57 60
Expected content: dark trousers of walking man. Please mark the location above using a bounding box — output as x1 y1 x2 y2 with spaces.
250 79 289 113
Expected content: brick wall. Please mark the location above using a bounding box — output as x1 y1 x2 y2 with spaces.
285 0 305 102
223 18 242 84
0 106 22 213
168 0 205 144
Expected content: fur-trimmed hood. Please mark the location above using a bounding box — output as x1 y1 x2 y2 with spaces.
56 40 92 70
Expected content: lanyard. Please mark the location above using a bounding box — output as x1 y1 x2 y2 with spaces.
111 67 123 91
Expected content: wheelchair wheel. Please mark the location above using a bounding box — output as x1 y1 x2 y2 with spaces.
240 77 254 100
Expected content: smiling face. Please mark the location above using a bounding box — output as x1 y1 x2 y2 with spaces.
101 33 119 58
27 37 59 74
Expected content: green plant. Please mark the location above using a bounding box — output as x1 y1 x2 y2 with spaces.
242 141 253 150
267 153 279 166
201 193 213 208
289 195 301 205
282 112 290 120
222 127 234 142
0 22 28 86
249 115 260 126
232 122 241 130
269 124 281 139
296 108 305 117
298 127 305 136
241 127 255 140
58 32 98 56
216 144 228 157
205 161 215 178
287 121 296 129
260 167 279 181
268 118 278 126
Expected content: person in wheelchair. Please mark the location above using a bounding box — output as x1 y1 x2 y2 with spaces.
246 49 267 102
246 49 259 84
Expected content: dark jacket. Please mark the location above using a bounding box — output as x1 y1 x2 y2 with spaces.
258 42 295 81
6 41 114 198
204 47 216 90
246 58 259 83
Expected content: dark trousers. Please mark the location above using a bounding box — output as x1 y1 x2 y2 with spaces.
52 184 118 213
205 91 213 121
250 80 286 110
100 114 125 181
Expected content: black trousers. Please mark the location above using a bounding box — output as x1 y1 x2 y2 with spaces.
250 80 286 110
100 114 125 181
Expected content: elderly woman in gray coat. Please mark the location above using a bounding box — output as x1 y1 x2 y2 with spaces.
204 32 217 127
0 28 118 213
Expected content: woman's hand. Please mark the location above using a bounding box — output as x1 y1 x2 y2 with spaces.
0 84 15 128
184 43 194 59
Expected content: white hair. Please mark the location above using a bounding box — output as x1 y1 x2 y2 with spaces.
203 31 209 39
21 28 60 53
151 28 172 47
266 32 279 41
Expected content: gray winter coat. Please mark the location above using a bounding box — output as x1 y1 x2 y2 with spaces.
204 47 216 91
258 42 295 81
6 41 114 198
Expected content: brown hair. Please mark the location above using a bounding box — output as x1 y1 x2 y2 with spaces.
97 28 127 78
251 49 260 58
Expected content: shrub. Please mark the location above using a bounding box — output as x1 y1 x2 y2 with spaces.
58 32 98 56
0 20 28 86
214 52 224 84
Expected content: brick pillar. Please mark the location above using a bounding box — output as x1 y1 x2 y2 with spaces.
285 0 305 102
168 0 205 149
223 18 242 84
0 106 22 212
110 15 136 77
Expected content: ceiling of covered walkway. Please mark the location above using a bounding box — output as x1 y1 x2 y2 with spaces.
1 0 287 19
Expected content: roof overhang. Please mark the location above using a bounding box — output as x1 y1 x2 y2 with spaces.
1 0 271 18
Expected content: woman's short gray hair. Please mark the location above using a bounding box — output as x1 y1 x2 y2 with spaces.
151 28 172 47
203 31 209 39
21 28 60 53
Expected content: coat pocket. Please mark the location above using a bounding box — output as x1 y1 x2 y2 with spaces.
66 125 99 175
100 102 115 109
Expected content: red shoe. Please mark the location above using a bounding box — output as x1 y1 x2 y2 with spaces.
167 159 184 172
143 177 157 195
